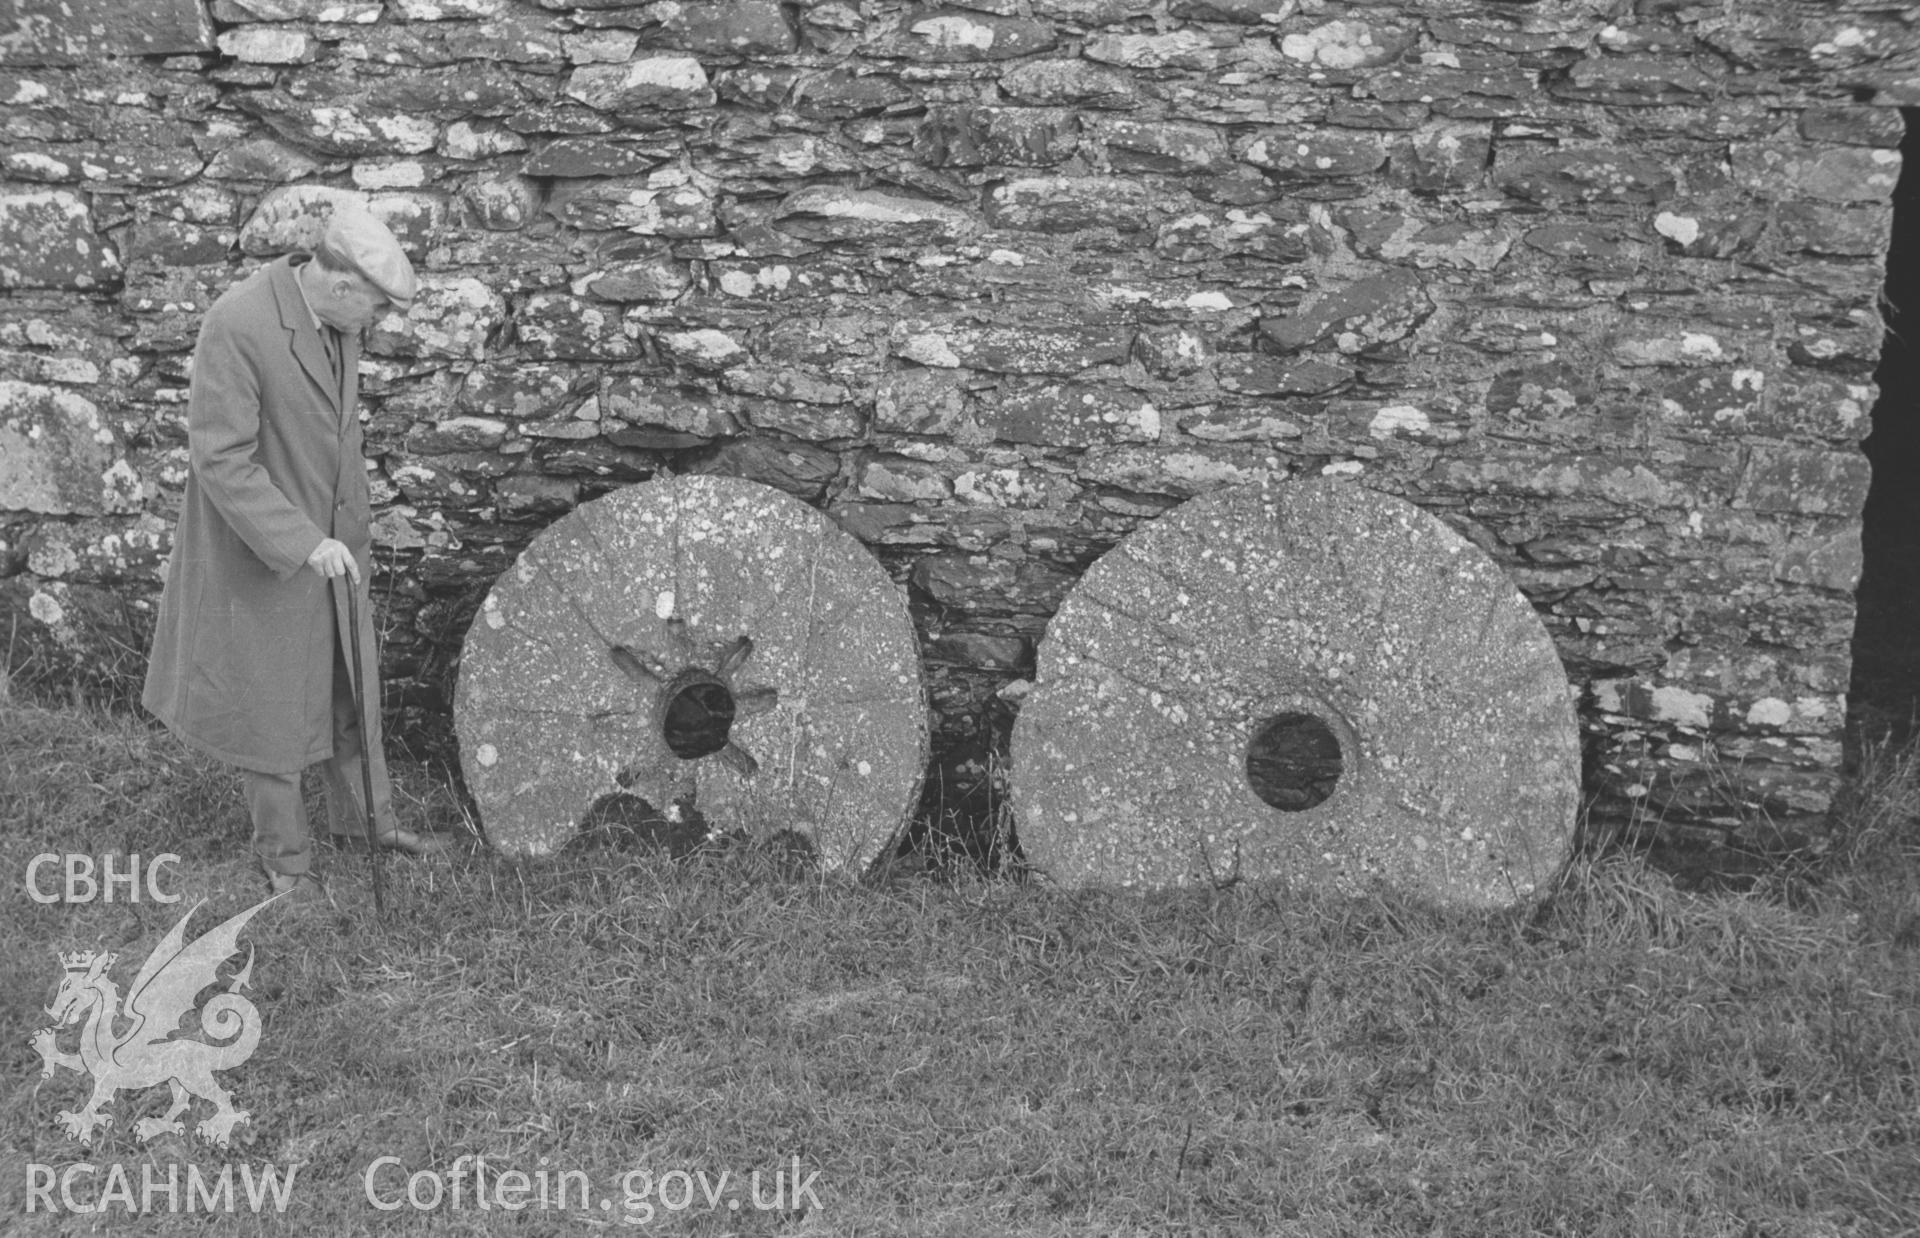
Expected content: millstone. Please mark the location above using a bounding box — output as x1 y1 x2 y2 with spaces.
1012 475 1580 907
455 475 928 868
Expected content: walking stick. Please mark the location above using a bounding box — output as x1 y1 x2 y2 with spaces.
345 576 388 918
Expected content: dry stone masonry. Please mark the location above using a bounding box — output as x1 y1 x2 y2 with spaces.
3 0 1917 852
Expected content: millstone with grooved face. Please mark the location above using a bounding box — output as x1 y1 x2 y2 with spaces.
455 475 928 868
1012 476 1580 907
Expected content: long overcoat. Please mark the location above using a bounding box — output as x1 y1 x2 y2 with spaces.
142 255 390 798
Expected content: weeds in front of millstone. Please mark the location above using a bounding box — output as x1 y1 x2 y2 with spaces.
723 763 842 880
570 790 715 859
891 747 1022 882
568 776 832 886
1528 844 1681 952
387 747 485 846
1193 830 1244 892
1564 776 1635 855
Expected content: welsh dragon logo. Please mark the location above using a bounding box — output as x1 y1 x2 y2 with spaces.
30 895 276 1147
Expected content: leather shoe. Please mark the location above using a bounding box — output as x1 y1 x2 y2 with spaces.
266 871 334 907
327 826 452 858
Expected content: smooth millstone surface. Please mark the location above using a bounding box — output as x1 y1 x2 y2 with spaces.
1013 476 1580 907
456 475 928 869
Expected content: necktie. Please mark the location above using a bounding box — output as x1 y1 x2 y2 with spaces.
323 328 344 396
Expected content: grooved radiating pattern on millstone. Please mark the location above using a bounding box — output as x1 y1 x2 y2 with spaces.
1014 476 1580 907
456 476 927 868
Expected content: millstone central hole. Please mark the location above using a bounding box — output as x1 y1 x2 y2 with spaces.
1245 711 1343 812
663 679 736 760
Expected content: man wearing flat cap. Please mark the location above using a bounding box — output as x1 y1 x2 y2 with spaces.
144 206 445 900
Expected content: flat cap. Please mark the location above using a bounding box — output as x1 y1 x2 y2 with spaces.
320 207 416 309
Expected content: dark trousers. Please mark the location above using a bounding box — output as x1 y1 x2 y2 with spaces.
242 644 392 877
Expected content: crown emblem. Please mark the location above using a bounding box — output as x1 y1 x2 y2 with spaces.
59 950 100 971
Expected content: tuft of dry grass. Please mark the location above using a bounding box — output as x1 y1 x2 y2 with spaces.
1815 733 1920 951
2 697 1916 1236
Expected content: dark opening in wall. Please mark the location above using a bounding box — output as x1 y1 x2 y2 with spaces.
1851 107 1920 740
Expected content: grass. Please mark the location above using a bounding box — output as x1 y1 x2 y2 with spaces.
1 692 1916 1236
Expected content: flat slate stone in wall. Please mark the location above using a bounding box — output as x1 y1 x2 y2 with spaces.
2 0 1914 853
0 382 142 516
0 191 121 290
2 0 214 65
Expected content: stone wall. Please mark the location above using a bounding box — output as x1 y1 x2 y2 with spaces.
5 0 1918 849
